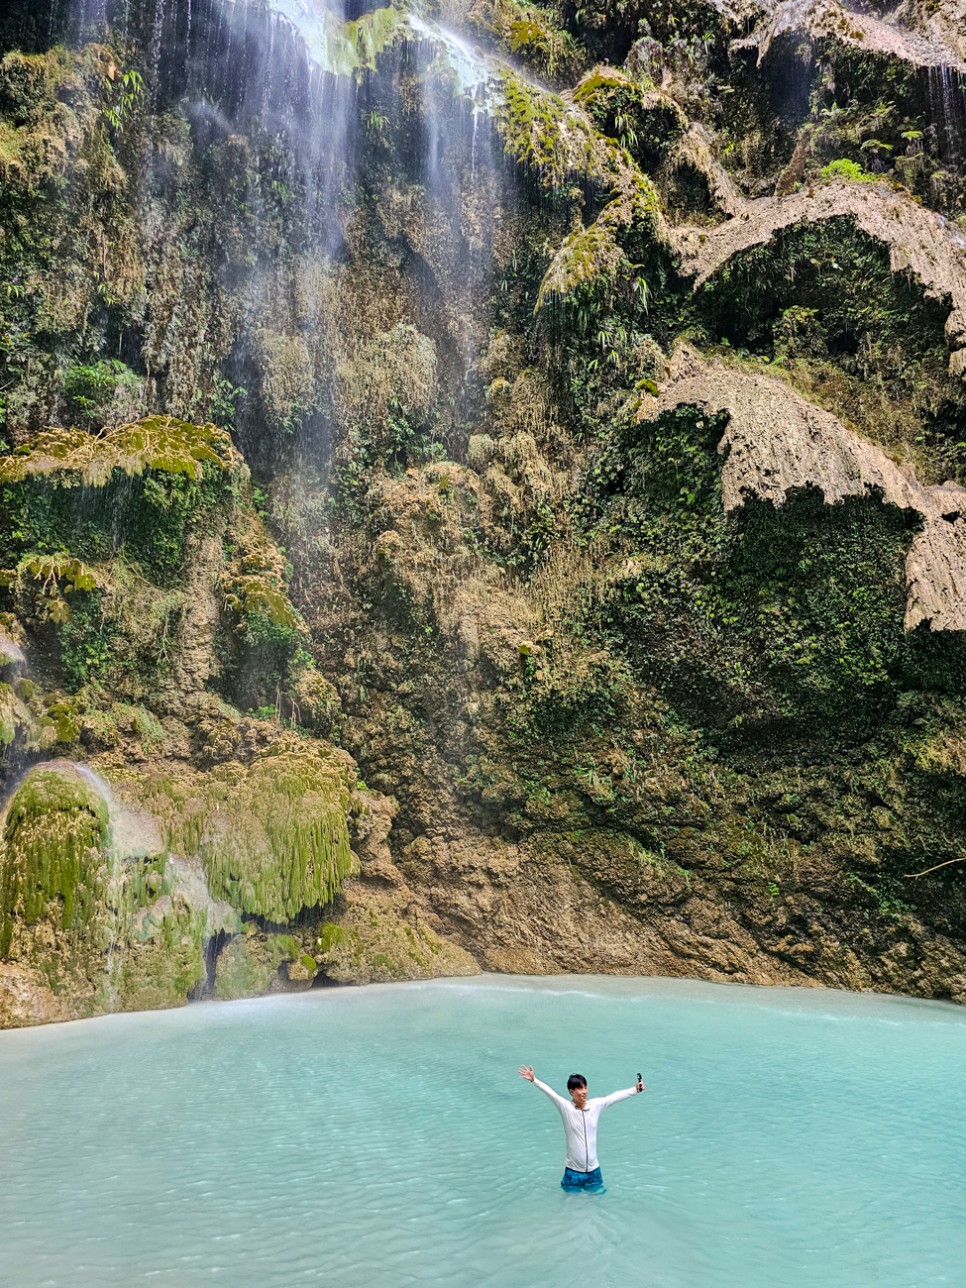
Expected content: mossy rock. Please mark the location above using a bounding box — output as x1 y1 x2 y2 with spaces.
0 418 244 587
468 0 585 86
0 44 109 185
213 927 306 1000
291 668 343 738
200 749 354 922
574 68 687 168
112 908 208 1013
314 904 478 984
496 73 599 190
536 173 658 311
0 761 108 958
0 417 237 487
0 681 26 747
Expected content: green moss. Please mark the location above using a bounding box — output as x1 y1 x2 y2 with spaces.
535 175 656 312
224 577 302 633
0 681 17 745
214 933 267 1000
496 73 598 189
574 67 686 168
319 922 347 952
319 7 407 77
268 933 302 963
493 70 661 320
213 927 306 1000
220 514 311 705
0 763 108 956
291 669 342 738
0 45 103 185
4 553 105 629
62 359 141 427
468 0 584 85
370 951 402 976
114 895 208 1012
0 418 241 587
200 750 353 922
0 417 236 487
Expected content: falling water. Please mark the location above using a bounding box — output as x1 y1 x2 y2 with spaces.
927 62 966 165
72 765 124 1008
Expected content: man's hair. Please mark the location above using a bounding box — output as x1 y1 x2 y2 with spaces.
567 1074 587 1091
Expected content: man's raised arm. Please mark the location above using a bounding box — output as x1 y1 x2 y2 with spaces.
518 1064 569 1109
598 1076 646 1110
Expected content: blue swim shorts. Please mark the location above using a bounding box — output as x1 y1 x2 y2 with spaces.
561 1166 604 1193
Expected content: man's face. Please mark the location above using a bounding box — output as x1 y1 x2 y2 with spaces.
569 1084 588 1109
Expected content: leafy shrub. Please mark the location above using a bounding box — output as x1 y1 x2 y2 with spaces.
820 158 879 184
62 359 141 426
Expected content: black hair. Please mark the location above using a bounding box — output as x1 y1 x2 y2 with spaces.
566 1074 587 1091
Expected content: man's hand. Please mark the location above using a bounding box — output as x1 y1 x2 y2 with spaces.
518 1064 535 1082
636 1075 645 1093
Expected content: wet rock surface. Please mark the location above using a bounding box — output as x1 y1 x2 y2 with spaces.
3 0 966 1023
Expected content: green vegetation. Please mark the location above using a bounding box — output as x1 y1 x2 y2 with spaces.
697 221 954 421
62 359 141 426
0 764 108 955
820 158 881 184
469 0 584 85
3 0 966 1024
199 750 353 922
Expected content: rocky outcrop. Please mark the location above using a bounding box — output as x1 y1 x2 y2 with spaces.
394 824 966 1001
158 533 224 712
672 179 966 376
905 0 966 69
673 123 747 217
733 0 966 72
312 794 479 985
639 343 966 629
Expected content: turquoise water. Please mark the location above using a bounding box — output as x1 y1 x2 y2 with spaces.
1 975 965 1288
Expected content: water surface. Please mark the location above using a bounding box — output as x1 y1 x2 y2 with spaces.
1 975 964 1287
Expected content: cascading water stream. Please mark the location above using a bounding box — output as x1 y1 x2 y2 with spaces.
0 0 548 1023
928 62 966 165
71 764 124 1008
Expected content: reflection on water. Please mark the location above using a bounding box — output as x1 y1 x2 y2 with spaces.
1 974 965 1287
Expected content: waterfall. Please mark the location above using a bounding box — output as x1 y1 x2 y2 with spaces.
927 63 966 165
72 764 125 1007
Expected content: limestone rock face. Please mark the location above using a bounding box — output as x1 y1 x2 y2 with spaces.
732 0 966 72
393 825 966 1003
639 343 966 631
673 181 966 376
5 0 966 1025
313 794 479 985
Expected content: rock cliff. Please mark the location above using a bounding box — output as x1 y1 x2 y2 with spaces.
3 0 966 1023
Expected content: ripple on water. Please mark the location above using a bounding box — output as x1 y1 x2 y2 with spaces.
1 975 965 1288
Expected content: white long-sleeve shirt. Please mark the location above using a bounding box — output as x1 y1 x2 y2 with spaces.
533 1078 639 1172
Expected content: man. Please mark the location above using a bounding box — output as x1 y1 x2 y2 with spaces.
518 1064 645 1193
